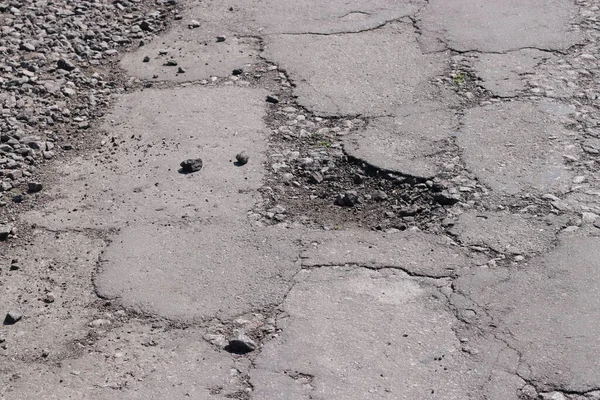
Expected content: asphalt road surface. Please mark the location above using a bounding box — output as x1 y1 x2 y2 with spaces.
2 1 600 399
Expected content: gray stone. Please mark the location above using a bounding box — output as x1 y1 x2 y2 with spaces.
226 331 257 354
180 158 203 173
0 225 11 241
203 333 227 347
4 310 22 325
235 151 249 165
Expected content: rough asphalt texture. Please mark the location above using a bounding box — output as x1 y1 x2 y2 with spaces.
1 0 600 399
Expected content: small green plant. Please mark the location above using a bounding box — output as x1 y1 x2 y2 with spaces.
319 140 331 148
453 72 466 85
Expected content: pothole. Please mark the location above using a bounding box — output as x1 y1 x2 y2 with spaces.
249 67 492 232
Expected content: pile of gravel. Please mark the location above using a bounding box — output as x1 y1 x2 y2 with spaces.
0 0 179 212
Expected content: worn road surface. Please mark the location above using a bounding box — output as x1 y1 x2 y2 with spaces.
2 0 600 399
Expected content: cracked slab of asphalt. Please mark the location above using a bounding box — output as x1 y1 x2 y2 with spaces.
3 0 600 399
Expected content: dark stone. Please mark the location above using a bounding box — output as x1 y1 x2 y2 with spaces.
57 58 76 71
266 95 280 104
235 151 249 166
4 310 22 325
27 181 43 193
180 158 203 173
143 55 150 62
225 332 256 354
232 68 243 76
139 21 152 31
164 59 178 66
0 225 10 241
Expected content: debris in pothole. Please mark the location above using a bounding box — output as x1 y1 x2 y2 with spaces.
180 158 203 173
226 332 257 354
334 191 363 207
235 151 249 165
4 310 22 325
266 95 280 104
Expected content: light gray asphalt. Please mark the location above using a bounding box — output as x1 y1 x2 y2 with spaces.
3 0 599 399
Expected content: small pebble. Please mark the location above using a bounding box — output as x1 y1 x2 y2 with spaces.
235 151 249 165
180 158 203 173
4 310 22 325
226 332 256 354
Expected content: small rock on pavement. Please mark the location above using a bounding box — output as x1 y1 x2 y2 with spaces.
0 225 11 241
143 55 150 62
235 151 249 165
43 293 55 304
4 310 22 325
216 35 226 42
266 95 280 104
180 158 203 173
27 181 43 193
188 20 201 29
165 59 178 66
226 332 257 354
